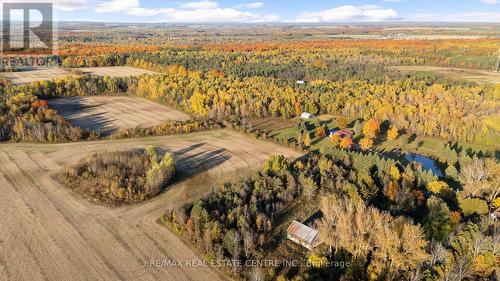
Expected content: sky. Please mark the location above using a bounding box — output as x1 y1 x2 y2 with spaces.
2 0 500 22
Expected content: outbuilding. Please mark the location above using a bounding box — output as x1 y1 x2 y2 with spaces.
287 220 321 250
301 112 314 120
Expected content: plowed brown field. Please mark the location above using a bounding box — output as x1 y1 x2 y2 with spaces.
0 130 302 281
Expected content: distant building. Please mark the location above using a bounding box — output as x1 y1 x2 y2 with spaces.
329 129 354 138
296 80 306 85
301 112 314 120
287 220 321 250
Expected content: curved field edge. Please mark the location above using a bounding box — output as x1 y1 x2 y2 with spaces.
0 129 303 281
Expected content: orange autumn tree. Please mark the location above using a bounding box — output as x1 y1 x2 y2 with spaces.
315 126 327 138
339 137 354 149
331 134 341 144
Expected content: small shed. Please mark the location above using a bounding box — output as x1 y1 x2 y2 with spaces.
287 220 321 250
301 112 314 120
296 80 306 85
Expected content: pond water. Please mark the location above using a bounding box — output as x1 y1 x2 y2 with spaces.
405 153 444 177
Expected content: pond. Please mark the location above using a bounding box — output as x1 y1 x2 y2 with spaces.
405 153 444 177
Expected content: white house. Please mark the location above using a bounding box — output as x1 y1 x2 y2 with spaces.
301 112 314 120
296 80 306 85
287 220 321 250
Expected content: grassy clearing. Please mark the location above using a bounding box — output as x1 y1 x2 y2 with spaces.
390 65 500 83
269 116 500 163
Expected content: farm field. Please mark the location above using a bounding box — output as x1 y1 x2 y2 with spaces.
0 68 71 85
0 129 303 281
0 66 158 85
73 66 158 77
49 96 192 135
391 65 500 83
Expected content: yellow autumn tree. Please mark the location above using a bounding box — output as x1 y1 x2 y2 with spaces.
337 117 348 129
427 181 449 194
359 137 374 151
304 133 312 147
390 166 401 181
189 90 210 117
493 197 500 209
308 253 328 268
363 119 381 139
387 126 399 141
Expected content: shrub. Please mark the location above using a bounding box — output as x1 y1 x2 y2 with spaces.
458 198 489 216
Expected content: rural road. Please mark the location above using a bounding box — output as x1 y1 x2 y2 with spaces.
0 130 303 281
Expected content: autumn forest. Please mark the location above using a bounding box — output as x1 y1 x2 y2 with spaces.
0 23 499 281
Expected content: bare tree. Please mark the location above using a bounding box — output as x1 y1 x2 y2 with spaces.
407 264 422 281
492 225 499 256
249 267 266 281
443 256 473 281
459 157 488 198
429 241 448 267
471 231 488 258
215 244 224 261
231 231 241 274
317 195 429 276
243 231 255 259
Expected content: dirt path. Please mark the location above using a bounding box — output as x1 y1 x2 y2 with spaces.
0 130 303 281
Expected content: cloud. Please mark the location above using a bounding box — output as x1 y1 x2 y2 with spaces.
56 0 89 11
295 5 399 22
480 0 497 4
180 1 219 10
96 0 139 13
96 0 165 16
161 7 277 22
95 0 277 21
407 11 500 22
235 2 265 9
0 0 88 11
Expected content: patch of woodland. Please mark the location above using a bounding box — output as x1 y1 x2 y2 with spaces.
0 93 99 142
59 146 175 206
